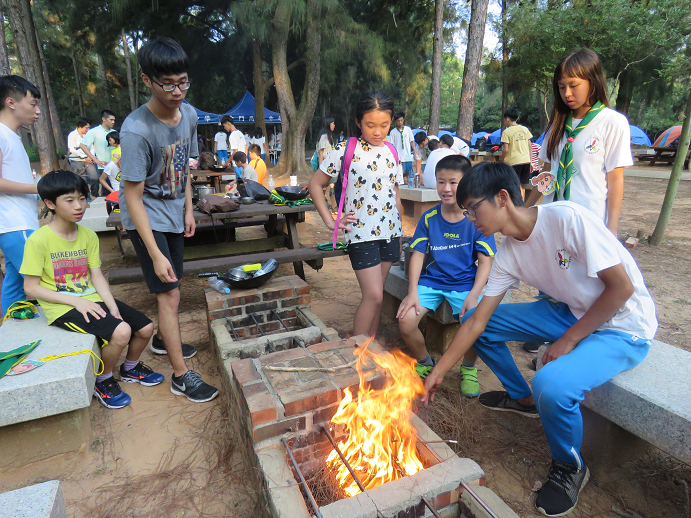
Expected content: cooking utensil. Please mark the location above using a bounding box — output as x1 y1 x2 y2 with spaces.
240 197 256 204
196 186 215 197
274 185 309 201
219 260 279 289
208 165 227 172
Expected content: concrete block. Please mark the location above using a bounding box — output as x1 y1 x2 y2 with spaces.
256 443 311 518
460 485 520 518
319 490 379 518
79 198 110 233
0 312 99 427
0 406 92 469
398 187 441 203
0 480 67 518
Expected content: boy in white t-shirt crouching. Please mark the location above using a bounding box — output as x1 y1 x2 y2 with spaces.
421 162 657 517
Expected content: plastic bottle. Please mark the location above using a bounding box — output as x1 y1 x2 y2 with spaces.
267 174 275 191
207 276 230 294
255 258 278 276
289 174 298 187
407 170 415 189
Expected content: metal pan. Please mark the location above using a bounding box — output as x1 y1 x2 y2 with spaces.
274 185 309 201
219 261 279 289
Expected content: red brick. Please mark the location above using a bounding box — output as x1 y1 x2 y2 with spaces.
231 358 260 385
241 380 269 398
307 338 355 353
278 379 340 416
280 295 311 308
265 368 299 391
244 301 278 313
314 351 348 370
226 289 261 306
433 490 453 509
260 347 309 365
287 276 310 293
205 291 225 311
312 403 340 424
252 416 306 442
280 274 301 283
208 310 224 321
277 309 296 319
262 284 295 300
330 369 360 392
224 307 244 318
246 392 278 426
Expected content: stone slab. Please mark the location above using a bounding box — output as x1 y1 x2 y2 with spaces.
256 442 311 518
0 480 67 518
79 198 112 233
0 311 99 427
398 187 441 203
538 340 691 465
460 486 520 518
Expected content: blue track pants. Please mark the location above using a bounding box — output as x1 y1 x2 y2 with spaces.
463 299 650 467
0 230 34 316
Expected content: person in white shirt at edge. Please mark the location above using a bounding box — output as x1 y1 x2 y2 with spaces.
388 111 415 178
423 134 455 188
253 127 268 162
422 161 657 518
213 127 229 165
413 131 429 175
80 109 116 199
526 48 631 236
0 75 41 315
451 135 470 157
67 118 92 175
221 115 247 178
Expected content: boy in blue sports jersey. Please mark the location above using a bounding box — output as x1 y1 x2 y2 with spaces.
397 155 496 395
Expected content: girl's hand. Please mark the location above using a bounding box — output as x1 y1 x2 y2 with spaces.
460 293 480 317
327 211 356 232
397 293 421 319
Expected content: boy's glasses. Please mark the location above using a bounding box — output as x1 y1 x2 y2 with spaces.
462 197 489 218
151 79 192 92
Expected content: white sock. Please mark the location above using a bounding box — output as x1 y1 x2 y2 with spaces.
96 372 113 383
123 359 139 371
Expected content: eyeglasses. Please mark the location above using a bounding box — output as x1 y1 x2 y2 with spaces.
151 79 191 92
462 197 489 219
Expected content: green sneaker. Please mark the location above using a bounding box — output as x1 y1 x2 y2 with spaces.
415 358 436 379
459 365 480 397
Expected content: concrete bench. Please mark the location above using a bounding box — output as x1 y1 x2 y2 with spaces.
0 309 98 468
0 480 67 518
537 340 691 466
398 187 440 221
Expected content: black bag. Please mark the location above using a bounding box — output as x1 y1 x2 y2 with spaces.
236 178 271 201
476 137 487 151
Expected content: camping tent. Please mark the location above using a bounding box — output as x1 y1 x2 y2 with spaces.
630 125 652 146
222 91 281 124
653 125 682 147
471 132 490 146
183 100 221 125
486 129 502 145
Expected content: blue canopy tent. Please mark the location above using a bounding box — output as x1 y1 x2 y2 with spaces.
630 125 652 146
471 132 490 146
486 129 502 145
183 100 221 125
222 91 281 124
412 128 425 137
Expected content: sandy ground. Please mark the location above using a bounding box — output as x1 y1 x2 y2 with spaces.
0 163 689 517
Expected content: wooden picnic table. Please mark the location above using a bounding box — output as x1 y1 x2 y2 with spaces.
105 200 345 283
191 169 236 192
637 146 690 169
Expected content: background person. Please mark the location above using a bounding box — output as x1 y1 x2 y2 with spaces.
67 118 91 175
500 108 533 200
213 126 229 166
80 109 116 198
388 112 414 177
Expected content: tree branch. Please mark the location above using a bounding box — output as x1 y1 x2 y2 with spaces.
263 58 305 91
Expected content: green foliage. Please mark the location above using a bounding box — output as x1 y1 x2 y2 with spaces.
24 144 40 162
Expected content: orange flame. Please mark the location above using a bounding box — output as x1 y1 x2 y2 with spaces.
326 338 425 496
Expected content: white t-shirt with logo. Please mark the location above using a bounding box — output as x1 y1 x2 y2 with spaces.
422 148 455 188
452 136 470 157
214 131 228 151
388 126 414 162
0 122 39 234
104 161 121 192
485 202 657 340
538 107 632 223
229 130 247 154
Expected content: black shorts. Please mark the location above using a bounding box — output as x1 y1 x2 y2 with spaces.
127 229 184 294
348 238 400 271
52 300 152 345
512 163 531 185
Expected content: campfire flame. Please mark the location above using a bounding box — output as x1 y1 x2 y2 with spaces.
326 338 425 496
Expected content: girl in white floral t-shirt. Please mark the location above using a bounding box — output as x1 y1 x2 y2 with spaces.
308 92 403 337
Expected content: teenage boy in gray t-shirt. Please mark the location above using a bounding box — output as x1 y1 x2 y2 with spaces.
120 37 218 403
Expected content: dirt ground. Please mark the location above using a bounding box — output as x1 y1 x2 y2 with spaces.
0 165 689 517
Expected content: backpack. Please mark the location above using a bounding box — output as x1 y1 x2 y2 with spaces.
332 138 399 248
310 150 319 171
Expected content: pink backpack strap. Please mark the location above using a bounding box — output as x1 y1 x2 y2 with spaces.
383 141 399 165
332 137 358 249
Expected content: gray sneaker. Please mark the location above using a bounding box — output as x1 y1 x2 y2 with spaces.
171 371 219 403
478 390 539 418
151 335 197 359
536 460 590 516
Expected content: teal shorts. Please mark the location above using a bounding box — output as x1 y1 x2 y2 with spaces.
417 285 478 320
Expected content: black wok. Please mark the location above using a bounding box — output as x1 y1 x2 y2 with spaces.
274 185 309 201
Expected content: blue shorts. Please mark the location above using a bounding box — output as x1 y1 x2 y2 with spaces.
417 285 475 319
402 161 413 174
217 150 228 164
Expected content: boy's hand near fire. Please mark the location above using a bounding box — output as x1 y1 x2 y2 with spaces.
421 370 443 405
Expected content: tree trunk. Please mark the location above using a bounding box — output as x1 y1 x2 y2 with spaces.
272 0 322 177
456 0 490 140
252 37 268 143
615 68 633 115
500 0 508 132
649 86 691 246
428 0 444 135
97 52 111 110
35 30 64 153
0 7 11 75
5 0 58 173
122 32 136 112
71 46 85 117
633 96 646 126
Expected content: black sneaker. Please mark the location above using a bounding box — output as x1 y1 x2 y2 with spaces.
151 335 197 359
522 342 542 353
478 390 540 418
93 377 131 409
171 371 219 403
535 460 590 517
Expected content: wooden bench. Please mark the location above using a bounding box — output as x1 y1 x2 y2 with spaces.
638 146 691 169
107 246 348 284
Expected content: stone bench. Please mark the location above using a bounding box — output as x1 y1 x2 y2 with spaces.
0 309 98 468
0 480 67 518
537 340 691 466
383 266 510 353
398 187 440 221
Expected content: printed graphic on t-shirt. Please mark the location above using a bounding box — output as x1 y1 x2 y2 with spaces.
556 249 572 269
584 136 601 154
51 249 97 296
160 140 189 199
